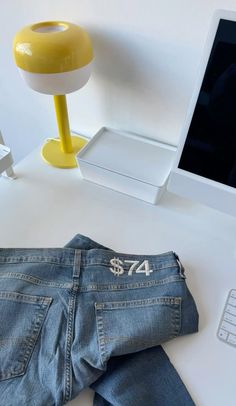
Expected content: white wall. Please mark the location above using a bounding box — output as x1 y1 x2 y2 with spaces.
1 0 236 163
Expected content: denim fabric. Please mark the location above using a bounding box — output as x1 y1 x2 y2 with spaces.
0 236 199 405
92 347 194 406
66 235 198 406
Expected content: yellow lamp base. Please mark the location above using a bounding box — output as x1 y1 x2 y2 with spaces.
41 135 87 168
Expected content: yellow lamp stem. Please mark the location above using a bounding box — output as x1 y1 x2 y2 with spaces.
41 94 87 168
53 95 73 153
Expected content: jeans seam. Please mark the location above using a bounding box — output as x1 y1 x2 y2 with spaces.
171 299 182 336
0 291 52 305
79 276 183 292
64 281 79 403
95 297 181 310
102 336 172 345
0 258 73 265
95 308 108 368
0 273 72 289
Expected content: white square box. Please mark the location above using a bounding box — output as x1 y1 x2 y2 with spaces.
77 127 177 204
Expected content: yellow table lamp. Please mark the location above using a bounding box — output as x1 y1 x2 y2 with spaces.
13 21 93 168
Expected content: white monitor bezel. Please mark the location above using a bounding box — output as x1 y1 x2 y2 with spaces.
167 9 236 216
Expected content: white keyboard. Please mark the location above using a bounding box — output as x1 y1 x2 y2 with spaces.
217 289 236 347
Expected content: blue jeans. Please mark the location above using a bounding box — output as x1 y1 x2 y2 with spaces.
66 235 198 406
0 235 198 405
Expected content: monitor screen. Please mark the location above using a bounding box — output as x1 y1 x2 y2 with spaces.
178 19 236 188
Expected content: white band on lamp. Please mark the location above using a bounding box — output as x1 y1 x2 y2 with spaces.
18 62 93 95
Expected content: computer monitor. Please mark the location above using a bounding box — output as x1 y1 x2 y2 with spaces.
167 10 236 216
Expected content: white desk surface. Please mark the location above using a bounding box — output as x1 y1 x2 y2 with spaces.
0 147 236 406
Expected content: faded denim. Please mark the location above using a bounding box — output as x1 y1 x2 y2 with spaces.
0 235 199 405
66 235 198 406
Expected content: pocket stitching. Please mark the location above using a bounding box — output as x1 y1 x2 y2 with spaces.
0 293 52 381
95 296 181 310
0 290 52 305
95 297 182 363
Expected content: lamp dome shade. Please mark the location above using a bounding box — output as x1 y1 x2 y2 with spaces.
13 21 93 94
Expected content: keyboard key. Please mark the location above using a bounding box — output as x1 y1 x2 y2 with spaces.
228 297 236 306
221 321 236 335
226 305 236 316
218 329 228 340
217 290 236 347
227 334 236 346
224 312 236 324
230 290 236 299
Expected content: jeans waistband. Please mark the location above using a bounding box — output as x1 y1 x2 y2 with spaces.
0 248 76 266
0 248 179 271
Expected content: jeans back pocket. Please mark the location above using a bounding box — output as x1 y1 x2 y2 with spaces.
95 296 181 365
0 291 52 381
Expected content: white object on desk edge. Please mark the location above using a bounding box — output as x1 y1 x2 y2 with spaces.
0 132 16 179
77 127 177 204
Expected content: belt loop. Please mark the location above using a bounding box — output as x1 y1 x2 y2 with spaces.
73 249 81 278
174 252 186 279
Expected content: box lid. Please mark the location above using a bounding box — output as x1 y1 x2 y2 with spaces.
78 128 177 187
